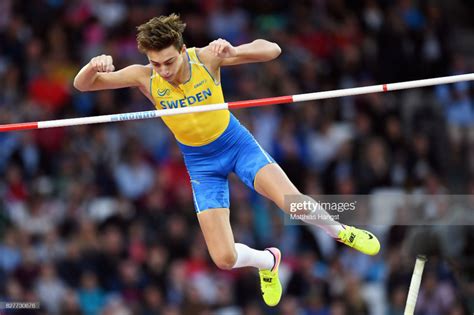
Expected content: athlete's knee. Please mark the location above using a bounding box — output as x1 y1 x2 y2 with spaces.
212 250 237 270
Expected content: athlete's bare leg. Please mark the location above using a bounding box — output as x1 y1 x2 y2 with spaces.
254 163 343 237
254 163 381 256
253 163 301 209
197 208 237 270
197 208 274 270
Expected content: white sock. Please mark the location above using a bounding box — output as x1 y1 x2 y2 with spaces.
233 243 274 270
299 196 344 238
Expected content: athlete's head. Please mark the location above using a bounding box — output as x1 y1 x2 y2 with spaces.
137 14 187 82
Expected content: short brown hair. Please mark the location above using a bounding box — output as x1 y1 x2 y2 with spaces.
136 13 186 53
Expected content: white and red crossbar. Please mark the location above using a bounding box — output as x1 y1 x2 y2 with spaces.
1 73 473 132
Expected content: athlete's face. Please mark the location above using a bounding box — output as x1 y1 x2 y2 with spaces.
147 45 186 83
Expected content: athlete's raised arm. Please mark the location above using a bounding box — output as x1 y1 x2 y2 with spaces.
199 38 281 68
73 54 150 92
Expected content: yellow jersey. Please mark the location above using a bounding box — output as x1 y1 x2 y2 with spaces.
150 47 230 146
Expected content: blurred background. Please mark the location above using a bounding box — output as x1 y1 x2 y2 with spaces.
0 0 473 314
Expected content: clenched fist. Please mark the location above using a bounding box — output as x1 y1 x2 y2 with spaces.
90 54 115 72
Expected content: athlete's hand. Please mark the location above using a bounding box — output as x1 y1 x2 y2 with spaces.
90 54 115 73
208 38 237 58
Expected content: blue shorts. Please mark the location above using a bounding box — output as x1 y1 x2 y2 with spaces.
178 114 275 213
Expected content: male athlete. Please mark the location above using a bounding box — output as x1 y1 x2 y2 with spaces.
74 14 380 307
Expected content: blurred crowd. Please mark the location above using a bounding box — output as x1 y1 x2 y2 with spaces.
0 0 473 314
